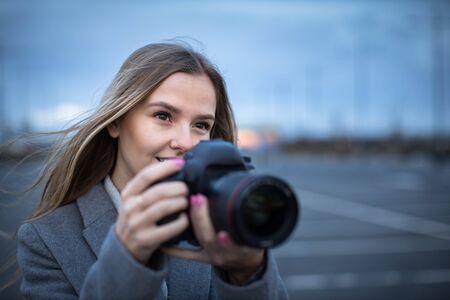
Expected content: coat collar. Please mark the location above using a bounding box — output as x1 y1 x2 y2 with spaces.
76 182 117 257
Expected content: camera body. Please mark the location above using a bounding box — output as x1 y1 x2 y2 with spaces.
157 139 299 248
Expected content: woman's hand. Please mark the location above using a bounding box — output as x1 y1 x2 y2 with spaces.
115 159 189 264
161 194 265 285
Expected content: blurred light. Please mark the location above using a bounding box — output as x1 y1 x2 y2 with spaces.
237 128 262 150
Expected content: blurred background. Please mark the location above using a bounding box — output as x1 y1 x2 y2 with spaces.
1 0 450 299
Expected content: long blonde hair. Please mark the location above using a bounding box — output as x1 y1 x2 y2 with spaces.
30 42 237 220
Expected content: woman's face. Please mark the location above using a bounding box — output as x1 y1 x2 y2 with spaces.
107 72 217 191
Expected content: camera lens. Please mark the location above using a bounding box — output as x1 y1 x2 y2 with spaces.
243 185 288 237
237 177 298 248
209 173 299 248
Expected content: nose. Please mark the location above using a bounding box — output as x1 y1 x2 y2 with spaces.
169 125 195 153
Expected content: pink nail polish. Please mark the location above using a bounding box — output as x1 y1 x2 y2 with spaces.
173 158 185 167
218 231 229 243
191 194 204 207
189 195 196 206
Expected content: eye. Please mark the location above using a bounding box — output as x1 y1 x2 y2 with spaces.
195 122 212 131
153 111 171 121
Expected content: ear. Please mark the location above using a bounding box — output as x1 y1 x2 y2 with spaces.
107 121 120 138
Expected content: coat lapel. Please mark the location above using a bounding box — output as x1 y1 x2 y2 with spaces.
77 183 118 258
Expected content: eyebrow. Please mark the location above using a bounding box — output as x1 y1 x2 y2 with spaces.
147 101 215 121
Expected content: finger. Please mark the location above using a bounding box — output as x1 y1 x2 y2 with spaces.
141 213 189 246
161 247 210 263
120 182 188 221
121 159 185 200
217 231 259 253
139 182 188 209
189 194 217 247
129 197 188 229
216 231 246 249
217 231 233 247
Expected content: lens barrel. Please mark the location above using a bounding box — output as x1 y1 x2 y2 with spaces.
209 173 299 248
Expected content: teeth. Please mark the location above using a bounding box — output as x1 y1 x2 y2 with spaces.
156 157 181 162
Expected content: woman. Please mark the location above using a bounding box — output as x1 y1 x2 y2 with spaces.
17 42 289 299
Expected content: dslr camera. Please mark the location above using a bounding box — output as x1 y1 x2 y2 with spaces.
157 140 299 248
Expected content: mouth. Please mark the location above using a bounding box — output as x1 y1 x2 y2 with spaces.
155 157 179 162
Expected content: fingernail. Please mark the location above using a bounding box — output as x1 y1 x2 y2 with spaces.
218 231 229 244
189 195 196 206
172 158 185 167
190 194 204 207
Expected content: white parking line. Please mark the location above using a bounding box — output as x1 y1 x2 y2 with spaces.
285 269 450 290
296 188 450 241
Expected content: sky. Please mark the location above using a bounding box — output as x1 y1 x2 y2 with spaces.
0 0 449 140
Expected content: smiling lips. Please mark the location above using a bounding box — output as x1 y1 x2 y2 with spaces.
156 157 179 162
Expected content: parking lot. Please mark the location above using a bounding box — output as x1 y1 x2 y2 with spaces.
1 153 450 299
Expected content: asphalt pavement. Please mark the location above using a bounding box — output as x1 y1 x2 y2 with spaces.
254 153 450 300
1 153 450 299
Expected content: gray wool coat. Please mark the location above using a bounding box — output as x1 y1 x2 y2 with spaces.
17 182 289 299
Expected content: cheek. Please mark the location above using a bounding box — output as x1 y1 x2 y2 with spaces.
198 135 211 143
118 119 156 158
128 124 159 154
188 136 210 151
